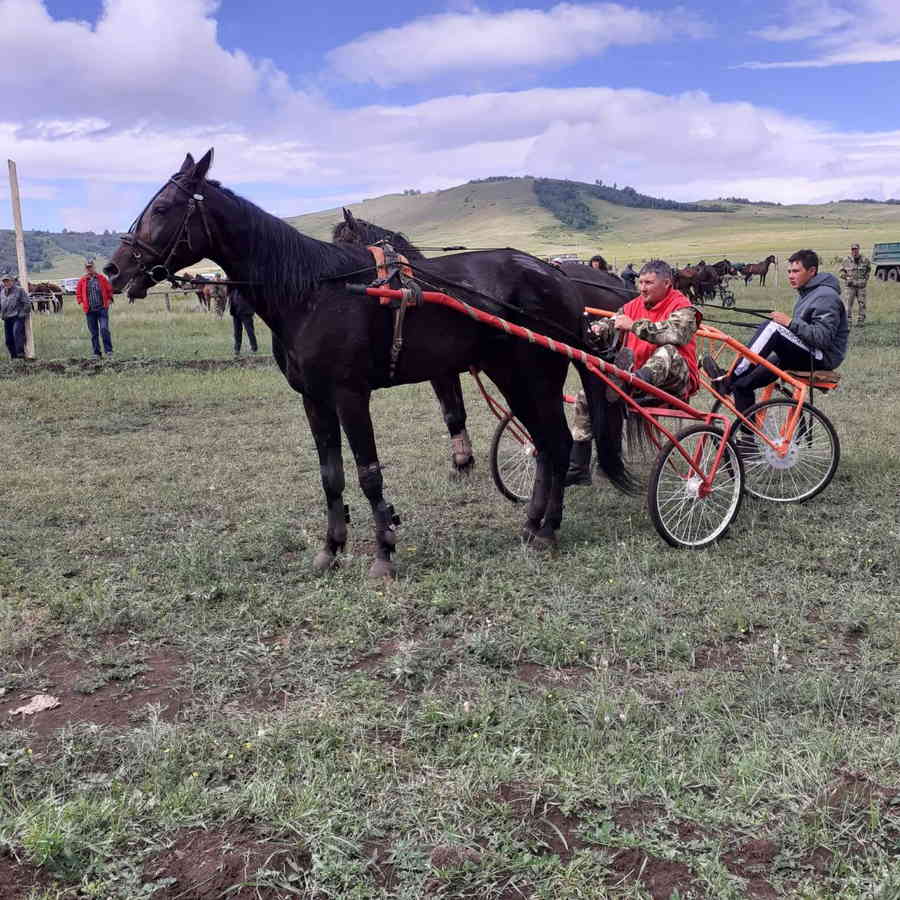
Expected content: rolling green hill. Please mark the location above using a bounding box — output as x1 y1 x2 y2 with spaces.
288 176 900 268
0 229 121 281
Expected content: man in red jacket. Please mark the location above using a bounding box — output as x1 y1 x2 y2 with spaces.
566 259 700 485
75 259 114 358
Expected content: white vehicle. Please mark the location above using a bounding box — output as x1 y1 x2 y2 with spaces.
60 277 80 294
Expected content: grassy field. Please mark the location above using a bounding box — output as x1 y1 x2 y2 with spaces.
1 274 899 899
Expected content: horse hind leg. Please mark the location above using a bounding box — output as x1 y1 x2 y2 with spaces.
431 374 475 475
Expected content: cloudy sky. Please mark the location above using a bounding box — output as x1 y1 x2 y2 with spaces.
3 0 899 230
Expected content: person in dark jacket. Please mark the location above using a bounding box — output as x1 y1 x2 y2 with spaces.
1 273 31 359
620 263 637 291
228 287 258 355
705 249 848 414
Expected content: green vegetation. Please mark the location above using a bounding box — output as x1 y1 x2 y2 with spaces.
2 275 899 897
534 178 599 230
0 229 121 278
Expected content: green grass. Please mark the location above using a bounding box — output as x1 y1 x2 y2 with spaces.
1 278 899 898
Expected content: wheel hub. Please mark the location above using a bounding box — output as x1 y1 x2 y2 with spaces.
684 473 704 499
763 440 799 470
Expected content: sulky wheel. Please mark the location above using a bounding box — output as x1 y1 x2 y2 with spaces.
490 412 537 504
738 399 839 503
648 424 744 549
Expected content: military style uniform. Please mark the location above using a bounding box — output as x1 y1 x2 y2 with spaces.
571 306 699 441
839 253 871 326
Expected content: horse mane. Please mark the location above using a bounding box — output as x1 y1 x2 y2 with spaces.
204 179 369 307
331 216 426 262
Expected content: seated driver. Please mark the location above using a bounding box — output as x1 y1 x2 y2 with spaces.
566 259 700 486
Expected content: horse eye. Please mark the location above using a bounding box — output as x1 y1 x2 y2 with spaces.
153 204 170 215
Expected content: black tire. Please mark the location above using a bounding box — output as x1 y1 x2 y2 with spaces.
876 268 887 281
739 399 839 503
490 412 536 504
888 268 900 282
648 424 744 549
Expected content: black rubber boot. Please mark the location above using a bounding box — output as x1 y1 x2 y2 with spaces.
564 439 593 486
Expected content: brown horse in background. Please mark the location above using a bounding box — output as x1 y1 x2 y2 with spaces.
743 255 777 286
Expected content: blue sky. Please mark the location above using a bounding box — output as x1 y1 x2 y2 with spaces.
4 0 900 231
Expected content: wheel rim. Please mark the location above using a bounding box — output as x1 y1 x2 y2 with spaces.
653 429 742 547
741 402 837 502
495 422 536 502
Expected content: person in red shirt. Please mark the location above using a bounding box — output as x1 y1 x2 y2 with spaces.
75 259 114 357
566 259 700 485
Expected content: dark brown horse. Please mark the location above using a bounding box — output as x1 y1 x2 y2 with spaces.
743 255 777 286
104 150 631 578
331 209 475 474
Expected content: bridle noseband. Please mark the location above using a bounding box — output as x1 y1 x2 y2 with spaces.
117 174 216 285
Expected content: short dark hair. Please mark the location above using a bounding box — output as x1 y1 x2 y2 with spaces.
639 259 673 282
589 255 608 269
788 249 819 271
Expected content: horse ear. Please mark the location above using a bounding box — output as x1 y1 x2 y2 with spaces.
343 207 357 228
179 153 195 174
192 148 214 182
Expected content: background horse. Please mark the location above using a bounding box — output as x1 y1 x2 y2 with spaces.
105 150 631 578
743 255 777 286
331 209 475 474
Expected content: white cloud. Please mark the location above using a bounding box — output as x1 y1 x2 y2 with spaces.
740 0 900 68
3 0 900 230
327 3 710 86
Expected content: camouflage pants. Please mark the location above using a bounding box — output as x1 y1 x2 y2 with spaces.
844 284 866 325
571 345 691 442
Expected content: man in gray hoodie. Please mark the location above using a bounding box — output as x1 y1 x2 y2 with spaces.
1 273 32 359
705 249 848 414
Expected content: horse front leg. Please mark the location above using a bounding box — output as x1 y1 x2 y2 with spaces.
431 374 475 475
336 387 399 579
302 395 348 572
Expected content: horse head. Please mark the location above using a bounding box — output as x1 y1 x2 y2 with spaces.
105 149 216 299
331 210 425 261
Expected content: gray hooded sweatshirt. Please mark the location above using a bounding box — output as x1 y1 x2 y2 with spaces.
788 272 848 370
0 284 31 320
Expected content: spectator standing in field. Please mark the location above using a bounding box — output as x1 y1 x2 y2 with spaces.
839 242 871 328
228 286 258 355
1 273 31 359
589 255 609 271
620 263 637 291
75 259 114 358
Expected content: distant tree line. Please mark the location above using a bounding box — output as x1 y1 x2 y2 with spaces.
532 177 731 231
0 229 121 275
838 198 900 204
718 197 783 206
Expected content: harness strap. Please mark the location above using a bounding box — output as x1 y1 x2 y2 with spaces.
367 244 420 380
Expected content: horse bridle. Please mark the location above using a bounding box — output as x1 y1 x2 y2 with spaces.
116 174 216 286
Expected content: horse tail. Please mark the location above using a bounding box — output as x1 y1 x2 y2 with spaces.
574 362 641 495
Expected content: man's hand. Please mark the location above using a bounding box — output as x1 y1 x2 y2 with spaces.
769 311 791 326
613 313 633 331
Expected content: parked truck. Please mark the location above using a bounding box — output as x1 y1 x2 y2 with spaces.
873 243 900 281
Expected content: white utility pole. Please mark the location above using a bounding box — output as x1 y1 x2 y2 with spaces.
7 159 35 358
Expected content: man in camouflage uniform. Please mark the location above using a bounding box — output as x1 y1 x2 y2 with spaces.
838 242 871 327
566 259 700 485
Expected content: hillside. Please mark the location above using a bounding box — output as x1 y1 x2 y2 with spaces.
288 177 900 267
0 229 121 280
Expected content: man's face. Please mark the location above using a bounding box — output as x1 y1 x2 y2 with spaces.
787 261 816 289
1 279 12 290
638 272 670 305
590 260 600 269
851 246 860 259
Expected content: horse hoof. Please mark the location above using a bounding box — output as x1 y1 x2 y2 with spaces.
450 455 476 477
521 521 540 543
312 549 338 572
530 532 558 553
368 558 396 580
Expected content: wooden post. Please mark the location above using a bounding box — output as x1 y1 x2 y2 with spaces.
7 160 34 358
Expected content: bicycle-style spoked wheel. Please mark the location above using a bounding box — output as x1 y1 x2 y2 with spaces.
490 412 537 503
649 424 744 548
739 399 839 502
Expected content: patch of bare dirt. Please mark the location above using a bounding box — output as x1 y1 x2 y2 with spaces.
606 848 698 900
692 625 770 671
1 355 274 379
515 663 591 688
347 638 403 672
1 641 185 742
722 839 780 899
497 782 586 861
142 825 309 899
0 851 63 900
806 770 899 824
613 799 667 831
361 838 399 891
